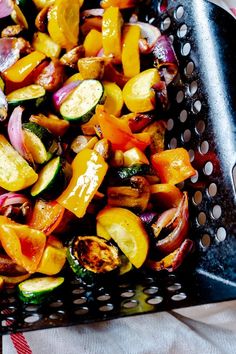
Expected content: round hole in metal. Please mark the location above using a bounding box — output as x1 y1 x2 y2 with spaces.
162 17 171 31
146 296 163 305
188 149 195 162
177 23 187 38
181 42 191 56
183 129 191 142
208 183 217 197
72 288 85 295
189 80 198 95
200 141 209 154
193 191 202 205
73 297 87 305
24 314 41 324
180 109 188 122
171 293 187 301
49 313 64 320
70 279 82 285
192 100 202 113
176 90 184 103
49 301 63 308
204 161 213 176
212 205 222 219
143 286 159 295
25 305 39 312
99 303 114 312
185 61 194 76
200 234 211 249
196 120 206 135
216 227 227 242
198 211 206 225
191 170 199 183
97 294 111 301
122 299 138 309
121 290 135 298
175 5 184 20
169 34 174 43
74 307 89 316
169 137 177 149
167 283 182 291
167 118 174 131
118 283 129 288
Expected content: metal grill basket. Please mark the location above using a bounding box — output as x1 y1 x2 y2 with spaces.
0 0 236 335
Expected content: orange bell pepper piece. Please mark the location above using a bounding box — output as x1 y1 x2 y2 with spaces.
102 7 123 62
0 216 46 274
57 149 108 218
101 0 137 9
122 24 140 78
84 29 103 57
3 51 46 83
150 183 183 209
151 148 197 185
96 106 150 151
28 199 65 236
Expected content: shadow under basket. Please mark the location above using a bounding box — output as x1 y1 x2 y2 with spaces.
1 0 236 334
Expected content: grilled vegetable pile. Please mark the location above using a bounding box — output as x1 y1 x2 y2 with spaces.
0 0 196 302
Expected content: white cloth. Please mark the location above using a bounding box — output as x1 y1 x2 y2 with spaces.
3 300 236 354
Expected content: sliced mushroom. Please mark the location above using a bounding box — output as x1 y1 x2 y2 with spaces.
107 176 150 212
78 57 106 80
0 254 27 276
1 24 23 37
60 46 85 69
35 59 65 92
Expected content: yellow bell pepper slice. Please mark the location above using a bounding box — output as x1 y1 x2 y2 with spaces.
150 184 183 209
96 207 149 268
103 81 123 116
56 0 80 48
57 149 108 218
32 32 61 59
48 4 68 48
0 135 38 191
4 51 46 83
102 7 123 62
32 0 55 9
122 24 140 78
84 29 103 57
64 73 84 85
123 68 161 112
37 236 66 275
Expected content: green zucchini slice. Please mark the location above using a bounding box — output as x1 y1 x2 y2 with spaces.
60 80 104 123
18 276 64 304
7 85 46 108
31 156 65 199
67 236 120 284
114 164 151 180
23 122 56 164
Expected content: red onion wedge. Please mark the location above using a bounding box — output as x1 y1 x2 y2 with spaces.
0 88 8 121
0 37 21 72
7 106 33 163
153 35 179 85
153 192 189 254
0 192 29 208
0 0 13 19
53 80 81 110
146 239 193 272
128 22 161 54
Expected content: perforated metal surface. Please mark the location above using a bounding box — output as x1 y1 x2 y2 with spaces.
1 0 236 334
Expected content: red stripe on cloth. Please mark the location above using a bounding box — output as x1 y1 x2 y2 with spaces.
10 333 32 354
3 309 32 354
